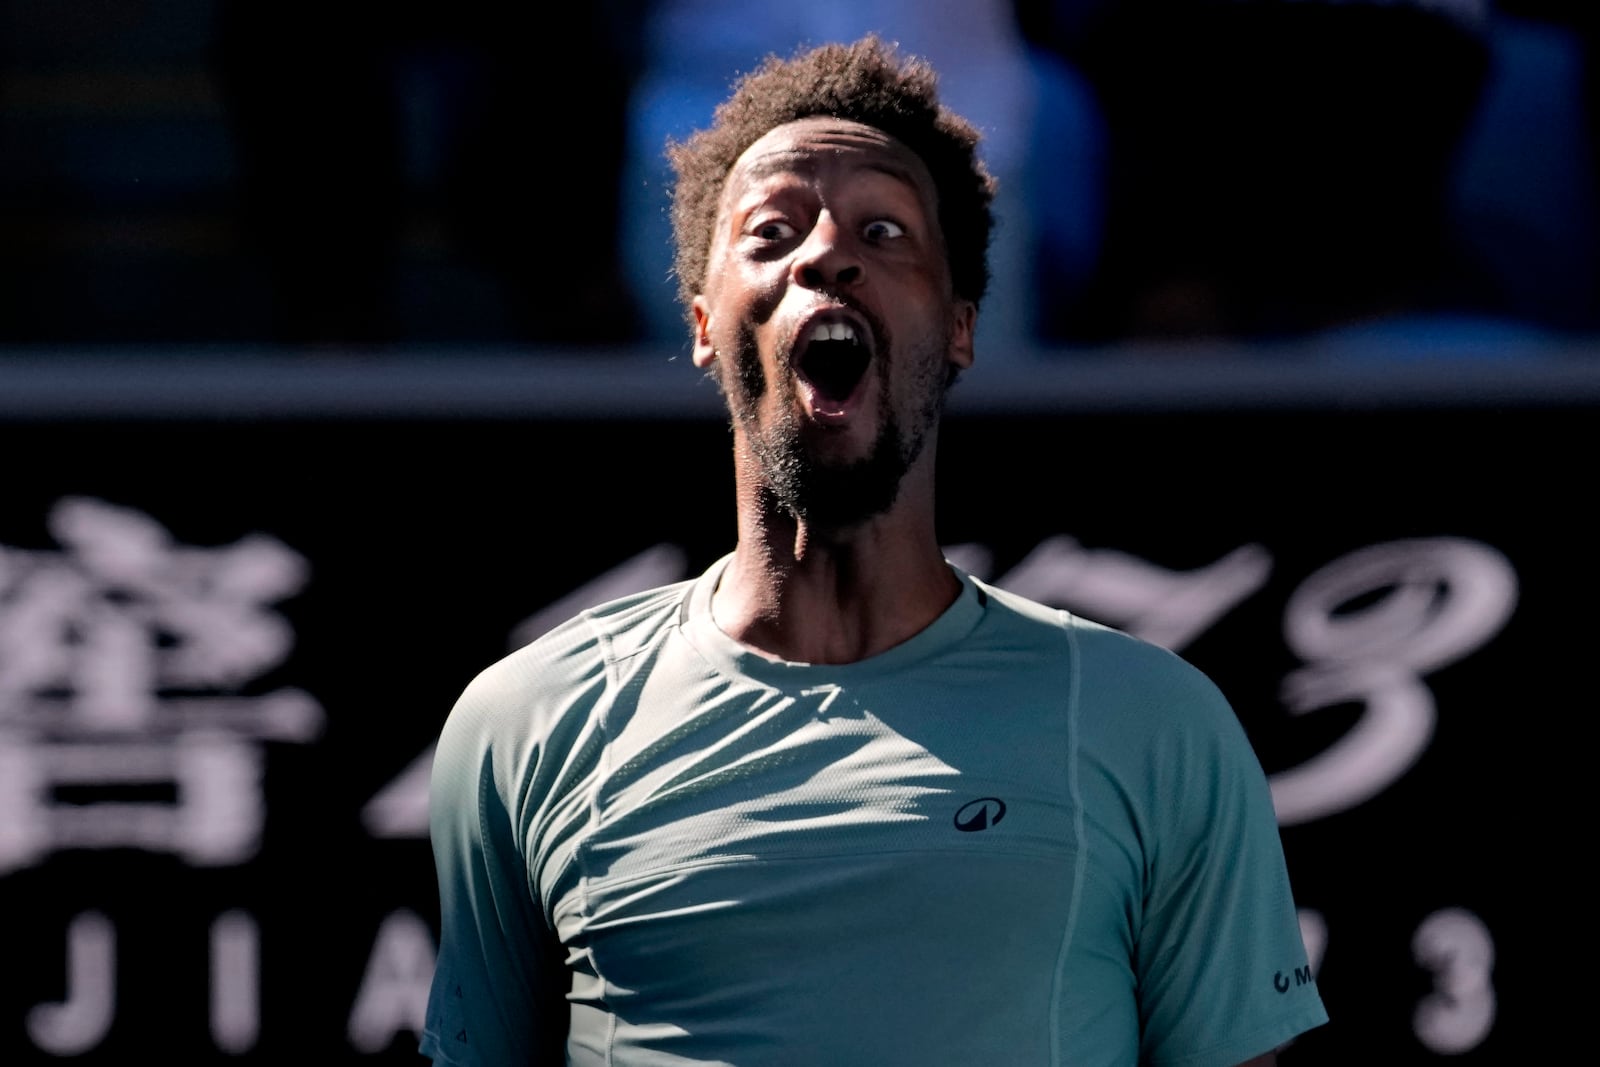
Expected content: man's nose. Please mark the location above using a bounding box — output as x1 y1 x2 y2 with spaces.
791 214 863 290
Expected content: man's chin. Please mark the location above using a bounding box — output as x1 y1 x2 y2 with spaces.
781 457 904 529
795 430 879 471
751 408 915 529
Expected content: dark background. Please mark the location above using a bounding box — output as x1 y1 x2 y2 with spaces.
2 0 1598 351
1 391 1588 1062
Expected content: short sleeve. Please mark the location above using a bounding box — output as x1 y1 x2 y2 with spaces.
419 662 572 1067
1134 668 1329 1066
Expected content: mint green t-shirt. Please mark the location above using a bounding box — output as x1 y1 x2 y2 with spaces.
422 557 1327 1066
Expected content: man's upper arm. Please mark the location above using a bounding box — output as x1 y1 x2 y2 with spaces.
1081 634 1328 1064
420 658 575 1065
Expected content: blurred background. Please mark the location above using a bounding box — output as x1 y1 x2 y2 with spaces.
1 1 1596 1063
1 0 1597 356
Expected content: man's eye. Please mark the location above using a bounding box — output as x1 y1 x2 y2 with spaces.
752 220 796 241
863 219 906 241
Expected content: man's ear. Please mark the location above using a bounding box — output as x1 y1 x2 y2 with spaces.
692 295 717 369
948 299 976 371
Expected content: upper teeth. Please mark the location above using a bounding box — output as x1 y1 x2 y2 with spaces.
810 322 856 343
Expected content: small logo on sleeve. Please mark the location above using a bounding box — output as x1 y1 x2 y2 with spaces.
953 797 1007 832
1274 966 1316 993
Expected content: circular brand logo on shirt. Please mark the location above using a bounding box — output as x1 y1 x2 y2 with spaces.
953 797 1007 832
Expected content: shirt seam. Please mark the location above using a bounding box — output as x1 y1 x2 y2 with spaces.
588 608 622 1066
1049 609 1087 1067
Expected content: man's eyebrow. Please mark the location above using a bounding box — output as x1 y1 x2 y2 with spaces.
859 159 921 185
730 152 818 188
734 151 921 188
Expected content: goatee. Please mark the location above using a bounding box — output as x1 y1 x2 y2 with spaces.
757 414 915 530
717 319 948 530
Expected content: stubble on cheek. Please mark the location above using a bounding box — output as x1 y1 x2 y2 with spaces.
730 325 767 410
704 323 765 424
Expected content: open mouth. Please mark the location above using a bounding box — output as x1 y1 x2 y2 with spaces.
797 320 871 413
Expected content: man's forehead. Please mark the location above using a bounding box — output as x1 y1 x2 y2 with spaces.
724 116 929 193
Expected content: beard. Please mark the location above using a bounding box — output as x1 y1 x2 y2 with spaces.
754 407 913 529
716 315 950 531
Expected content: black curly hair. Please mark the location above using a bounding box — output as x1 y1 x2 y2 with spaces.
666 34 997 326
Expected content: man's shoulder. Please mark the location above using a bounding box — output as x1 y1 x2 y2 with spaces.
536 577 697 658
450 578 695 733
971 577 1231 718
973 578 1197 668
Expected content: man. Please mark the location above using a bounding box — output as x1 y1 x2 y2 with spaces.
421 35 1328 1066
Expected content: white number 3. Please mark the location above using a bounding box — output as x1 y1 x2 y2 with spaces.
1412 907 1496 1053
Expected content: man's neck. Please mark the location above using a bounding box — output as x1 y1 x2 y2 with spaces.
711 511 961 665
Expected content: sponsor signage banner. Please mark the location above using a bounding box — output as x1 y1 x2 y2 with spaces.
0 403 1584 1063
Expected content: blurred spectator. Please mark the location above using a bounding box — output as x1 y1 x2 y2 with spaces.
1447 0 1600 334
616 0 1107 361
1017 0 1504 347
211 0 650 347
5 0 1596 353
